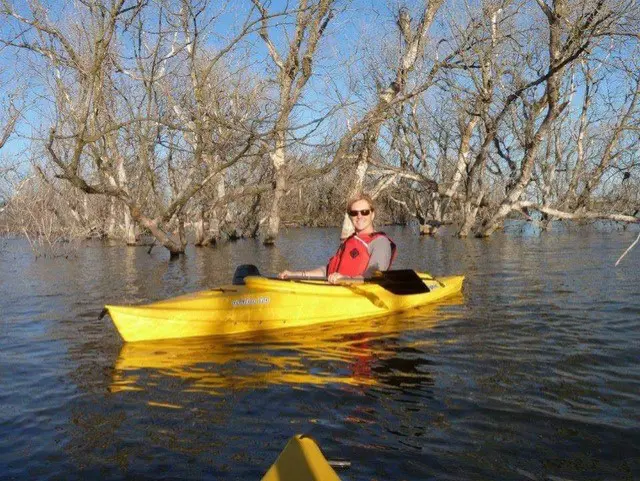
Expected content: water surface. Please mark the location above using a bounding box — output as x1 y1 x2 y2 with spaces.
1 224 639 480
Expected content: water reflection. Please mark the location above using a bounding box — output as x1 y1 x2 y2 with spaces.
4 226 639 481
111 296 464 398
122 247 140 299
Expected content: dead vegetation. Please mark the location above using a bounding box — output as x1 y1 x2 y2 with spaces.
0 0 637 257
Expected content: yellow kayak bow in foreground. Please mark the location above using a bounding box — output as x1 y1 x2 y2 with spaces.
105 272 464 342
262 435 341 481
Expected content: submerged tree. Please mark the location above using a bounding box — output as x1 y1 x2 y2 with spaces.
253 0 335 245
0 0 267 256
0 0 637 254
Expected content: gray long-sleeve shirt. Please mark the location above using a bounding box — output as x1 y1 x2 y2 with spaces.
363 236 393 277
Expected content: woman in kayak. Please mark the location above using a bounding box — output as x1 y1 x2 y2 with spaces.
278 194 396 284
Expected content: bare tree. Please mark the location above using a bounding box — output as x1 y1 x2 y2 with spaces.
354 0 638 237
477 0 633 236
252 0 335 244
1 0 265 256
1 0 638 249
528 52 640 228
327 0 446 238
0 82 22 210
349 0 502 235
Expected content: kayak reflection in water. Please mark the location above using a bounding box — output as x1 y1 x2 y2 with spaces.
278 194 397 284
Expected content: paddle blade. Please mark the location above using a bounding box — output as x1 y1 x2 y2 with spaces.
372 269 430 295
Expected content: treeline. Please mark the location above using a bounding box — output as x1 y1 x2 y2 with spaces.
0 0 638 256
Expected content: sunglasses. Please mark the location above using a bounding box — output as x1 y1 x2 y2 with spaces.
348 209 372 217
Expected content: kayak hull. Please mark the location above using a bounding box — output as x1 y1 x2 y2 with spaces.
105 274 464 342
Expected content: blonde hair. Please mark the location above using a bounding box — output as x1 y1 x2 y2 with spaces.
346 194 375 212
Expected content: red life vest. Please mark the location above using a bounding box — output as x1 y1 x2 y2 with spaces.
326 232 397 276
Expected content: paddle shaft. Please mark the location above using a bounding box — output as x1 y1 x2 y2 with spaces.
274 270 437 294
277 275 360 283
277 272 442 286
240 266 437 294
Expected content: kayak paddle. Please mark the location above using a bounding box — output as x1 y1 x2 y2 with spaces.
233 265 432 295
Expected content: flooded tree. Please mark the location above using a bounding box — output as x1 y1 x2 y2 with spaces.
327 0 448 239
252 0 335 245
0 0 637 255
0 0 266 256
365 0 639 236
0 83 20 208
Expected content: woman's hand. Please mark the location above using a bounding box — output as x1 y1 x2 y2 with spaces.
278 270 294 279
327 272 347 284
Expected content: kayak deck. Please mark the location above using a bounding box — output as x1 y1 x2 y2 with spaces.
105 273 464 342
262 435 341 481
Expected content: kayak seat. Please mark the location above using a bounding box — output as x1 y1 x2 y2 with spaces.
232 264 261 285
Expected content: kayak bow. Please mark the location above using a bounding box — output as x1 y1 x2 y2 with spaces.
105 272 464 342
262 435 341 481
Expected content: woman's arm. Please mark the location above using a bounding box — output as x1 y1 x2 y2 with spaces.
364 237 392 277
278 266 327 279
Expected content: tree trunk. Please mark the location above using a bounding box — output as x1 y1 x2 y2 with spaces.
458 191 485 237
427 192 442 236
457 142 490 238
420 223 438 235
439 116 480 222
540 133 560 230
339 149 370 239
123 204 137 245
130 209 185 256
178 215 186 250
107 197 118 239
565 66 591 209
205 213 220 246
194 208 206 246
263 141 286 245
203 173 226 246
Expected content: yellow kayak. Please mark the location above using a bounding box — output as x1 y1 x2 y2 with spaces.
110 296 464 394
105 271 464 342
262 435 341 481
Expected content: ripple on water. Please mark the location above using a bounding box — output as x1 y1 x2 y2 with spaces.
1 232 639 480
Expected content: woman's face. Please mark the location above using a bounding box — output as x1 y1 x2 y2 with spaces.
348 199 375 234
